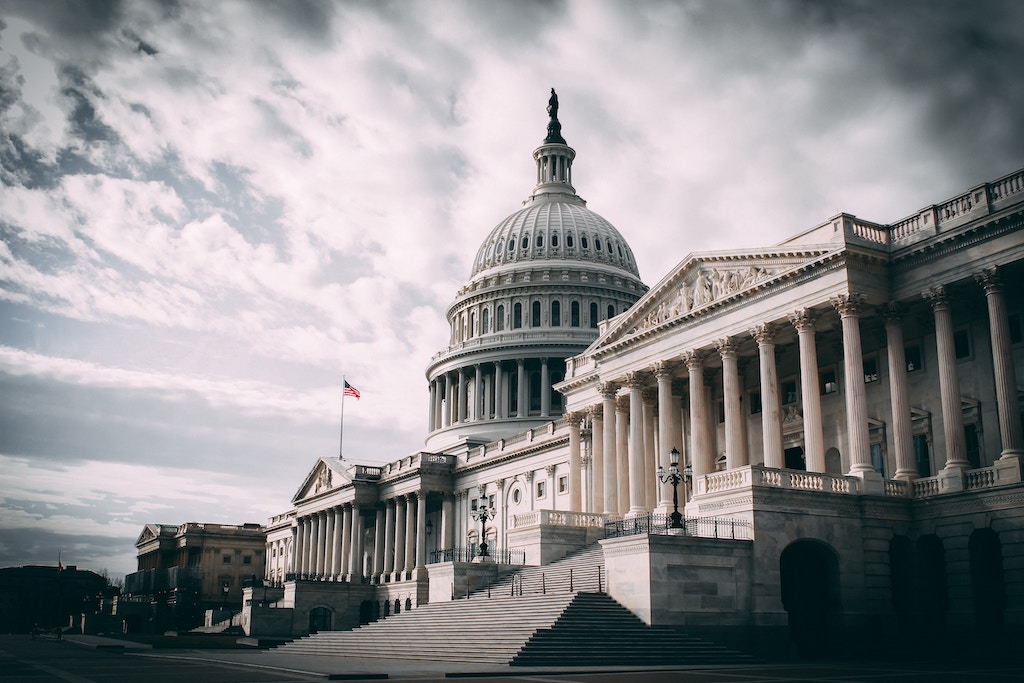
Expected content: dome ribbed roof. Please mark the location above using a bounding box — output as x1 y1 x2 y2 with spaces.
470 198 640 279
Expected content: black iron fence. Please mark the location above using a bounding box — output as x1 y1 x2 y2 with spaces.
603 512 752 540
429 546 527 565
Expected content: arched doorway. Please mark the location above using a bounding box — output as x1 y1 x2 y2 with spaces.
780 540 842 658
308 606 332 633
969 528 1005 634
915 535 947 643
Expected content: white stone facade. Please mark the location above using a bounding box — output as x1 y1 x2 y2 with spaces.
253 99 1024 655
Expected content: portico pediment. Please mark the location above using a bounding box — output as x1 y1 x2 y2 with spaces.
293 458 353 503
592 247 838 349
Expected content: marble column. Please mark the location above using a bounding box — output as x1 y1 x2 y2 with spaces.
404 494 416 573
540 358 551 417
474 364 484 421
348 504 362 581
428 380 437 432
294 517 305 576
393 496 407 579
436 375 446 428
589 405 605 514
685 350 713 479
752 323 784 469
312 513 324 577
616 395 630 516
323 508 335 579
372 507 385 581
625 373 647 516
884 304 917 480
789 311 825 473
642 388 658 511
493 361 504 419
923 285 969 470
383 500 396 576
601 384 619 516
517 359 527 417
339 506 351 578
831 293 876 477
655 363 677 511
716 338 748 471
415 492 427 568
567 412 583 511
457 369 467 423
977 268 1024 461
441 493 454 551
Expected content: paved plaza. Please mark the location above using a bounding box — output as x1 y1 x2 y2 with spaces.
1 635 1022 683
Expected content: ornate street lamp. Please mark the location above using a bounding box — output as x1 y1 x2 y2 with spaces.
657 447 685 529
471 500 496 558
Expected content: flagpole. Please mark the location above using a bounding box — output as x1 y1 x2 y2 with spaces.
339 375 346 459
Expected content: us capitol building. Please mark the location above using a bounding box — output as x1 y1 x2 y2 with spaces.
246 93 1024 658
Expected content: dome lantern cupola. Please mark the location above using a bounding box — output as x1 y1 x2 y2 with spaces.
531 88 577 200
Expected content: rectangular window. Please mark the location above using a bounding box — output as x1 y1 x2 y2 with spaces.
471 497 479 511
914 434 931 477
749 389 762 415
1010 313 1022 345
870 443 886 478
820 368 838 395
488 494 496 509
782 379 799 405
863 357 879 384
536 481 546 499
954 327 971 360
905 344 923 373
965 424 981 468
222 554 232 564
558 475 568 493
243 556 252 565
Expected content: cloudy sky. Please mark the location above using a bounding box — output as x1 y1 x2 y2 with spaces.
1 0 1022 578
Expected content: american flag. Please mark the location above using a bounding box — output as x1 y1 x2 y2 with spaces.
343 380 360 400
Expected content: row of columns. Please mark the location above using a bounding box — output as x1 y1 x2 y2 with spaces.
291 492 450 583
574 270 1022 515
428 358 555 432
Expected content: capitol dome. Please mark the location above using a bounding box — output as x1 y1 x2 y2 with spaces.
425 91 647 451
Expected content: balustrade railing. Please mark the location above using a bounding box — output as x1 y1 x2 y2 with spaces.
428 546 526 565
603 513 752 540
512 509 606 529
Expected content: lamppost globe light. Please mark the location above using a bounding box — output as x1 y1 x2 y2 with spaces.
669 447 680 468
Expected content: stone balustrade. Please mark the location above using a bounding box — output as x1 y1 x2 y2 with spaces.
512 509 607 529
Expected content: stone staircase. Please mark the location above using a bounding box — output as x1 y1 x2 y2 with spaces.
274 542 753 666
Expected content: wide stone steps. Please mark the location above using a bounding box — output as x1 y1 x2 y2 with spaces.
512 592 752 666
274 592 576 662
276 542 754 666
485 544 606 597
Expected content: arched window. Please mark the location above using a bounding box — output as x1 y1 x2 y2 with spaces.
531 301 541 327
571 301 580 327
589 302 598 328
497 304 505 331
581 235 589 249
468 312 475 338
507 238 515 253
536 234 544 248
607 304 615 319
551 233 559 247
482 308 490 334
566 233 574 248
550 370 564 412
595 238 602 251
521 235 529 249
551 300 561 327
513 303 522 329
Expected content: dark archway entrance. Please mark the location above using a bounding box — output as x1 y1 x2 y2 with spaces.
780 540 841 658
308 606 331 633
969 528 1005 635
